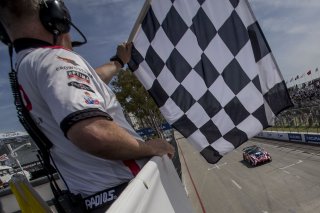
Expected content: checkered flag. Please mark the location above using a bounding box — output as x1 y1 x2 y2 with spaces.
128 0 292 164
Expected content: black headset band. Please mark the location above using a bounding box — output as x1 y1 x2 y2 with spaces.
0 0 86 47
39 0 71 35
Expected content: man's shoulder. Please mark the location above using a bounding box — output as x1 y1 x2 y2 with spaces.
17 46 78 65
36 46 79 60
29 47 88 71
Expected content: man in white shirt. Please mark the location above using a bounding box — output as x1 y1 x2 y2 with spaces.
0 0 174 211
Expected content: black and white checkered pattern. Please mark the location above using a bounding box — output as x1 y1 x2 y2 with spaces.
128 0 292 164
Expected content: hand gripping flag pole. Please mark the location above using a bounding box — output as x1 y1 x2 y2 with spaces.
128 0 293 164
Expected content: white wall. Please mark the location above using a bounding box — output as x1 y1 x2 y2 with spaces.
107 156 194 213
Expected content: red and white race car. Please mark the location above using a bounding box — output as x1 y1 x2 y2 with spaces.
242 145 272 166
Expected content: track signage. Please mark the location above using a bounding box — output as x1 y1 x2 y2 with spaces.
305 134 320 144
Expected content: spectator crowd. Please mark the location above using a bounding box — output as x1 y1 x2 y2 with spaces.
274 77 320 130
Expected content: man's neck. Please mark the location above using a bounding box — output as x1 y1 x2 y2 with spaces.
11 21 54 46
13 38 54 53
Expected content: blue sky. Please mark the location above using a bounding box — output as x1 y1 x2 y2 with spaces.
0 0 320 132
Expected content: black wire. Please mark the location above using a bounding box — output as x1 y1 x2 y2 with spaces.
7 44 71 194
70 21 87 47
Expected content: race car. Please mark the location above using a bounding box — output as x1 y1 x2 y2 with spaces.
242 145 272 166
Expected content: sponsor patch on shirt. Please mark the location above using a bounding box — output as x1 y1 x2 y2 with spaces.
67 70 90 83
56 66 94 79
57 56 79 66
68 81 95 93
83 92 100 105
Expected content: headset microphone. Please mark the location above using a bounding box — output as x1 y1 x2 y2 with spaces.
70 22 87 47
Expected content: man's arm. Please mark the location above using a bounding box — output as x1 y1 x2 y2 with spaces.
95 42 132 84
67 117 175 160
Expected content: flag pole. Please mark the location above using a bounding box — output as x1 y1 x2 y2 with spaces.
128 0 152 43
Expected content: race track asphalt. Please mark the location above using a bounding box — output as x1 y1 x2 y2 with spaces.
175 131 320 213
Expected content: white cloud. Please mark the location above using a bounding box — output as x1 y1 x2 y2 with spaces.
0 104 23 132
249 0 320 8
0 45 6 51
67 0 145 66
0 78 7 85
0 104 11 110
249 0 320 81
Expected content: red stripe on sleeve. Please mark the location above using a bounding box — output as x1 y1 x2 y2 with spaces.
123 160 141 176
19 85 32 111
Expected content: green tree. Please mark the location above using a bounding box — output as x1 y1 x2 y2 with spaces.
111 69 165 138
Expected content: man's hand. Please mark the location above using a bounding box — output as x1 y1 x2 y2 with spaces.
116 42 132 64
145 138 175 159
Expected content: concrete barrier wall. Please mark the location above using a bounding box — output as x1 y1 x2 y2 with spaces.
1 156 191 213
256 131 320 145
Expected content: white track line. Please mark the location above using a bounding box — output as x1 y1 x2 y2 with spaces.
184 185 189 196
231 179 242 190
279 160 303 170
208 162 227 170
280 164 295 170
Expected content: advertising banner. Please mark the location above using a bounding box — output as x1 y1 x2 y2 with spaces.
305 134 320 144
288 133 303 142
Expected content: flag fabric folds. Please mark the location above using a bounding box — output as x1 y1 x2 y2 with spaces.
128 0 293 164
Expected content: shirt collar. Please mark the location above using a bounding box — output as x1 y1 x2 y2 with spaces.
13 38 53 53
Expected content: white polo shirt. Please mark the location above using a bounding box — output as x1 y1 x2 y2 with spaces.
14 38 148 196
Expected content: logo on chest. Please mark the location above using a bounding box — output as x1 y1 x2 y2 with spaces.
83 92 100 105
68 81 95 93
57 56 79 66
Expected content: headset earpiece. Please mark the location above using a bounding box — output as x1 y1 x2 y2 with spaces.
39 0 71 35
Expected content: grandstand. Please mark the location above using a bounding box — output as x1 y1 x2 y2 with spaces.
272 77 320 132
288 77 320 107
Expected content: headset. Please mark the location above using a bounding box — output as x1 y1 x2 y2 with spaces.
0 0 87 47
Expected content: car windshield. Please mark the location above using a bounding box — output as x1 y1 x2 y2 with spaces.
254 151 264 157
243 146 257 152
248 147 262 154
